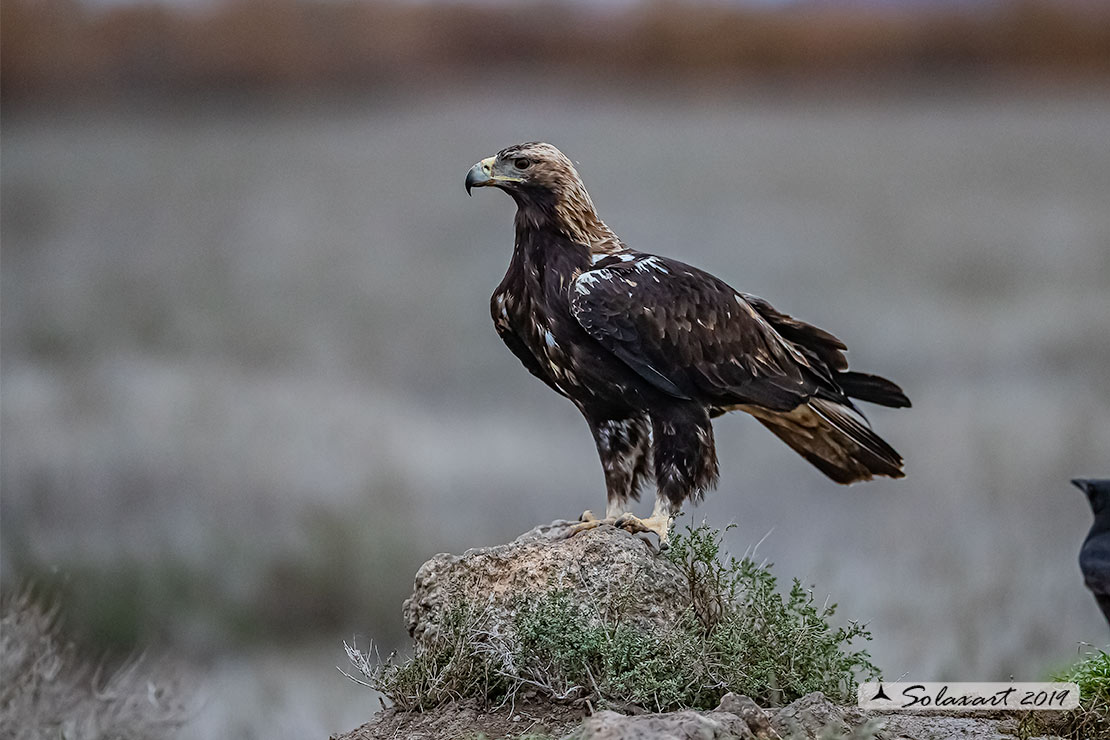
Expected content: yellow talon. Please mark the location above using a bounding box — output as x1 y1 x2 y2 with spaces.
564 509 673 549
614 513 673 549
564 510 616 538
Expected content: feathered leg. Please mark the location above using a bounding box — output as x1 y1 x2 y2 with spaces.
616 404 719 548
574 414 652 525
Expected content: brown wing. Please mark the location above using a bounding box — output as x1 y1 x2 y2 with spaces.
743 292 910 409
740 292 848 371
570 255 822 411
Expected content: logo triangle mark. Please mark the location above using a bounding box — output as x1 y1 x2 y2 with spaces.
871 684 892 701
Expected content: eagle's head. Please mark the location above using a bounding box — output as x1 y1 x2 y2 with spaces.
466 142 617 249
465 142 582 199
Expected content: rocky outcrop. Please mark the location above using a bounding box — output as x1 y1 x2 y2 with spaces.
568 692 778 739
402 519 689 653
334 522 1060 740
335 691 1051 740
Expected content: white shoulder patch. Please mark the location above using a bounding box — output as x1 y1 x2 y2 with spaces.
633 255 669 274
573 269 610 295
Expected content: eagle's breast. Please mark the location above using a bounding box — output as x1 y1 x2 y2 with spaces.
492 241 639 407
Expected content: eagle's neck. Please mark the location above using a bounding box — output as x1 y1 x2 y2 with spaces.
511 183 626 260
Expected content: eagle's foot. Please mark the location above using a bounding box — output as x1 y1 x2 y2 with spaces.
614 513 673 550
563 510 618 538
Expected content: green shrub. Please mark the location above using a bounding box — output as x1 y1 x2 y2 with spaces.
665 523 879 707
346 523 879 712
1020 647 1109 740
345 603 512 712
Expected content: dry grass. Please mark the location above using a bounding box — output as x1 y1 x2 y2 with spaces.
0 590 192 740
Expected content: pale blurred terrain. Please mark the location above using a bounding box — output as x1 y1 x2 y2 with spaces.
3 2 1110 738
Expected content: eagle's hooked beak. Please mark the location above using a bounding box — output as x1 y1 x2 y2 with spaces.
466 156 523 195
465 157 496 196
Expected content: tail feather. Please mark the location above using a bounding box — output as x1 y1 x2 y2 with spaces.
838 371 911 408
750 398 905 484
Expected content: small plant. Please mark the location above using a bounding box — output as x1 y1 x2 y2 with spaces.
665 523 880 707
345 603 511 711
1019 646 1109 740
346 523 879 713
507 587 706 710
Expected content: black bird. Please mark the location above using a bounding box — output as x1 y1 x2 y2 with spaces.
466 142 910 546
1074 478 1110 628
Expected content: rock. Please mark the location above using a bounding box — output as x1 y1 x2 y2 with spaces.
565 694 783 740
770 692 849 739
868 712 1034 740
569 708 757 740
766 693 1052 740
333 696 1057 740
402 520 691 653
716 693 779 739
334 523 1064 740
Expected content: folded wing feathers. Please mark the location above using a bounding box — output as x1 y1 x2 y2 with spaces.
572 254 906 417
809 397 905 479
570 256 906 484
742 292 910 408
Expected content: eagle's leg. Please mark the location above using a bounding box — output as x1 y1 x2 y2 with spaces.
565 414 652 537
615 404 719 548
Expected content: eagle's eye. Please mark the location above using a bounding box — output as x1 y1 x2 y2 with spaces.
514 158 532 170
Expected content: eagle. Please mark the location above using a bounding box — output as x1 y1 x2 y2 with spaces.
466 142 909 547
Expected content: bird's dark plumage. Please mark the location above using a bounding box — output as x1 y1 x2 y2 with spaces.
467 142 909 544
1074 478 1110 629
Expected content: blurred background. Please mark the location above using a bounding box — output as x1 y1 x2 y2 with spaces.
2 0 1109 737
